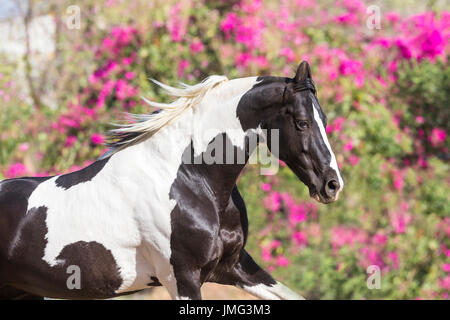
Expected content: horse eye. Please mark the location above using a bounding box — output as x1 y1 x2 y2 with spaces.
295 120 309 130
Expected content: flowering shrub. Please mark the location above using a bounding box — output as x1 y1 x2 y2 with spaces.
0 0 448 299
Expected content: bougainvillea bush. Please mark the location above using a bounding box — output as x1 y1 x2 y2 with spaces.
0 0 448 299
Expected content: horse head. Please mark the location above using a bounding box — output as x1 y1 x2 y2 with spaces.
238 61 344 203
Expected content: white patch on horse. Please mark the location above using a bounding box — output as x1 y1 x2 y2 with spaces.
242 282 305 300
25 76 260 294
241 284 280 300
312 102 344 198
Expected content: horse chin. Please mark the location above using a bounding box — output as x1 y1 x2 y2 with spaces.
311 193 322 203
309 190 322 203
309 191 337 204
308 186 337 204
289 165 330 204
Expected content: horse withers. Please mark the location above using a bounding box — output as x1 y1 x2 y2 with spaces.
0 61 343 300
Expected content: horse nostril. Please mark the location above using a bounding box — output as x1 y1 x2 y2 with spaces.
325 179 339 196
328 180 338 190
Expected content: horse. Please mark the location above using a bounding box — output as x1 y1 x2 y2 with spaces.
0 61 343 300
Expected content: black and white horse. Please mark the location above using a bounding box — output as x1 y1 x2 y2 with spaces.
0 61 343 300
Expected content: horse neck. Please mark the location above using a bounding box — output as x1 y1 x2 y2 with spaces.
176 76 262 197
109 76 261 199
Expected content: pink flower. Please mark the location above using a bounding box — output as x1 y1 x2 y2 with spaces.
444 248 450 258
6 162 27 178
295 0 316 8
220 13 239 36
59 116 80 129
177 60 190 77
260 183 271 192
64 136 77 148
111 26 134 46
263 192 281 212
122 57 133 66
233 17 264 50
279 47 295 62
276 255 290 267
88 74 99 85
293 231 308 247
419 29 444 60
388 61 398 73
334 12 358 26
261 247 272 262
309 223 321 238
355 73 365 87
189 40 204 53
241 0 262 14
326 116 345 134
390 211 412 234
18 143 30 152
125 71 135 80
373 233 388 245
386 12 400 23
166 4 187 42
438 275 450 290
393 170 404 190
235 52 252 68
348 154 360 166
418 156 428 168
102 37 114 49
331 226 367 250
115 79 138 101
344 141 354 151
289 205 307 224
395 39 412 59
428 128 446 147
91 133 105 145
270 239 282 249
442 264 450 273
339 59 362 75
253 55 268 68
387 251 400 269
415 116 424 124
360 246 384 269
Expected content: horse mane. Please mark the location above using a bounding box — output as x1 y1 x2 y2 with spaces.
105 75 228 154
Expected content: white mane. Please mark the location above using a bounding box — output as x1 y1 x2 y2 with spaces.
107 75 229 152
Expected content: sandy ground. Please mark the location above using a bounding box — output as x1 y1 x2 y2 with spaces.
125 283 258 300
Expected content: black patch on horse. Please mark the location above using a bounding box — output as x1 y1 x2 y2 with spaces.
0 177 50 260
168 134 248 299
147 276 161 287
5 209 122 298
236 76 291 131
0 177 123 299
167 133 277 298
55 157 109 190
56 241 123 296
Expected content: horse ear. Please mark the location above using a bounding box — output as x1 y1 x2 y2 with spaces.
294 61 312 82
